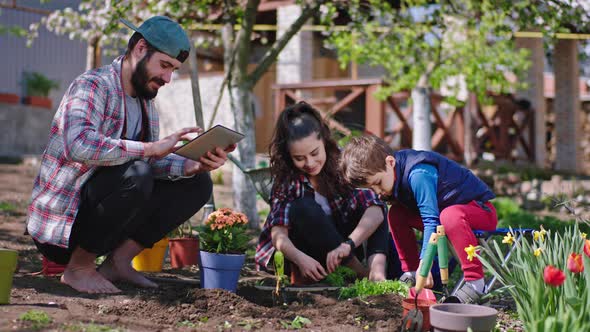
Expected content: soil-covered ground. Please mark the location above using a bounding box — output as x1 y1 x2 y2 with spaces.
0 161 522 331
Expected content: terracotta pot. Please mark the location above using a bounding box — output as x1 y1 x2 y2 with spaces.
23 96 52 109
41 256 66 276
402 298 437 332
0 93 20 104
169 237 200 268
429 303 498 332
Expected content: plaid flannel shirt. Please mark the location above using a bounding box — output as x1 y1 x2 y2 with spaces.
27 56 188 248
255 174 387 269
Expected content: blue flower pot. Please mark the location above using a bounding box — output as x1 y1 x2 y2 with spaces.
199 251 245 292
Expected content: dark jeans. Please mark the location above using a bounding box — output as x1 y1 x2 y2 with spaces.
34 160 212 265
287 196 389 271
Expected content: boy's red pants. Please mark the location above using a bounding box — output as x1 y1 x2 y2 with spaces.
388 200 497 281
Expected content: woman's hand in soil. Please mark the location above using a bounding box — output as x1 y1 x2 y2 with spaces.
326 243 351 274
297 254 327 281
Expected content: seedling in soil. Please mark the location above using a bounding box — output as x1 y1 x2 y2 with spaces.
339 278 409 299
280 316 311 329
19 309 52 330
324 266 357 287
237 319 263 330
273 250 289 305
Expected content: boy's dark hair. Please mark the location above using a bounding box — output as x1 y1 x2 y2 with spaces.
269 101 351 197
339 135 394 187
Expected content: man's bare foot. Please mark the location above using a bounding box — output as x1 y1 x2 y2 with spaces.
61 265 121 294
98 256 158 288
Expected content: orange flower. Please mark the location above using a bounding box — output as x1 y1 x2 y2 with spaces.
567 253 584 274
584 239 590 258
543 265 566 287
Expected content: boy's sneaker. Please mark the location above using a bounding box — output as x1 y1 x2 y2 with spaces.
454 283 486 304
399 271 416 286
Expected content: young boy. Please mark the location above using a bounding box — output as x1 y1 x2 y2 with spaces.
339 135 497 304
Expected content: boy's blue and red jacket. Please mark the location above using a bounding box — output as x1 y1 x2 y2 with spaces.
392 149 495 258
392 149 495 210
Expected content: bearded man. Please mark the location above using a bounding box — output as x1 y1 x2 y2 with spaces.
26 16 230 294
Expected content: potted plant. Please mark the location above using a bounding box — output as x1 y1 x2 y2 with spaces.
198 208 249 292
168 221 200 268
22 71 59 109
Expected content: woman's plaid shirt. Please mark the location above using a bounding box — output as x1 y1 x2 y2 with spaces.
26 56 188 248
255 174 386 269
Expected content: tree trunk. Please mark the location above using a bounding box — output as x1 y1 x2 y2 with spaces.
222 21 259 229
230 84 259 228
464 92 477 166
85 36 101 70
411 86 432 151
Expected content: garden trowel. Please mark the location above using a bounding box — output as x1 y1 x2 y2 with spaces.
401 233 438 332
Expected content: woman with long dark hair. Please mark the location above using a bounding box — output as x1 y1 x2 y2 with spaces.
255 101 389 283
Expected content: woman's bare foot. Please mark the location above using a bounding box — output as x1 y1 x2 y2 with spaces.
98 256 158 288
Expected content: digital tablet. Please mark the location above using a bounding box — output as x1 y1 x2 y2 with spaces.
174 125 245 161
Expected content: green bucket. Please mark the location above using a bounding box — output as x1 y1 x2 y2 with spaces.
0 249 18 304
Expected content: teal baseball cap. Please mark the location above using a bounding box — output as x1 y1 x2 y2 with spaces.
121 16 190 63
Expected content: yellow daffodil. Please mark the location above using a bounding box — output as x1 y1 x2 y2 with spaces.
581 232 587 239
534 226 547 242
464 245 478 261
534 248 542 257
503 232 515 245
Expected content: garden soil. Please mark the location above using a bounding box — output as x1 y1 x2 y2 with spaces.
0 162 405 331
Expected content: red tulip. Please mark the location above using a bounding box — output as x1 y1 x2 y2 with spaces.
543 265 566 287
567 253 584 273
584 240 590 258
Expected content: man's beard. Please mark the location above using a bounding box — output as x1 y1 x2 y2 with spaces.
130 55 166 100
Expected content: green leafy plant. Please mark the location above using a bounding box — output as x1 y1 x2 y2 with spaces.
198 208 250 254
280 316 311 330
492 198 590 234
19 310 52 330
22 71 59 97
477 224 590 331
339 278 409 299
0 201 18 214
324 266 357 287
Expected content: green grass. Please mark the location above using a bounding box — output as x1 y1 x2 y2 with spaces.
19 310 52 330
492 197 590 234
0 201 18 214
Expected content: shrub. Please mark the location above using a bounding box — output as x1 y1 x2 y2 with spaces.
22 71 59 97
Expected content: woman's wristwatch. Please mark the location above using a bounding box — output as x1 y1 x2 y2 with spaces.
344 238 356 254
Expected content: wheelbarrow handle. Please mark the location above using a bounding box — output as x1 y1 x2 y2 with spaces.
437 225 449 285
416 233 438 292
